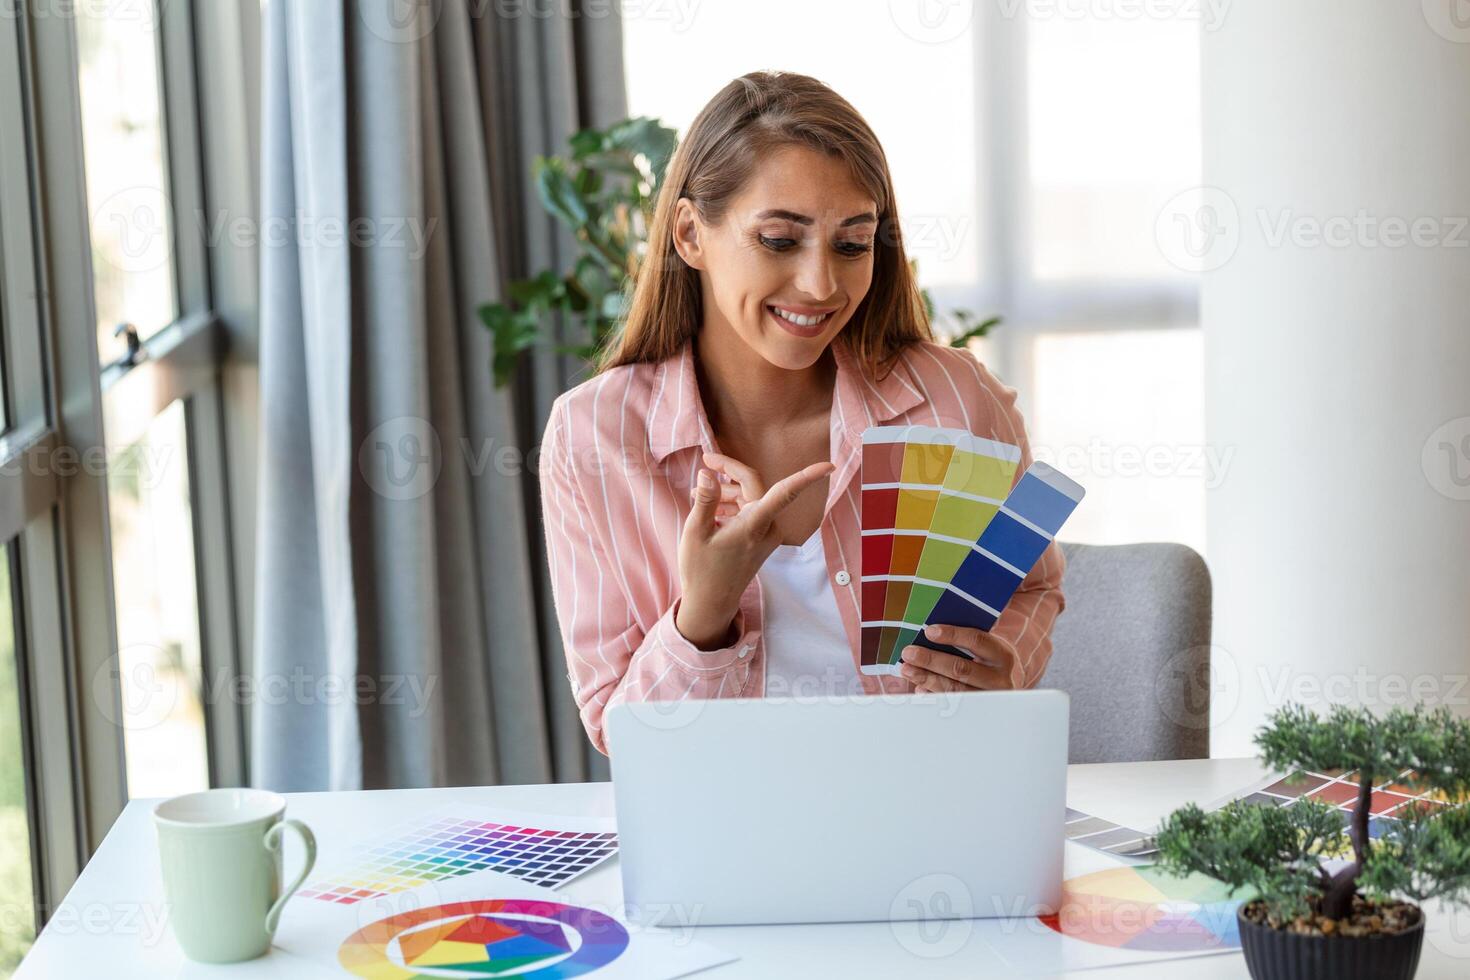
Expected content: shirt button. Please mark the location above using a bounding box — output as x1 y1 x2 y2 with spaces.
737 644 751 659
835 570 851 587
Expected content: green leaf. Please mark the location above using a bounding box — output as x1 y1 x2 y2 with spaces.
948 314 1002 347
568 127 603 159
535 158 590 229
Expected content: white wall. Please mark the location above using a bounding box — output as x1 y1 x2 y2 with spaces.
1201 1 1470 755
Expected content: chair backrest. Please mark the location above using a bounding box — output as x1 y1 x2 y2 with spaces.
1038 541 1212 763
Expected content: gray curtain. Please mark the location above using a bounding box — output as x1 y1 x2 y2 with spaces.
253 0 621 791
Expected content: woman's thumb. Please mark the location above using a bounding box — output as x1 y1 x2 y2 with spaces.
685 468 719 537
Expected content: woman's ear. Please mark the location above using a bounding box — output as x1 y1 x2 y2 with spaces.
671 197 706 271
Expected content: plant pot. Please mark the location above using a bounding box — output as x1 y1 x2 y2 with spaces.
1237 903 1425 980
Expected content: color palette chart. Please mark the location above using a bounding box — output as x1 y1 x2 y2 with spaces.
300 813 618 905
1065 807 1159 859
1239 767 1463 843
1040 865 1244 953
858 424 1084 674
1063 767 1466 862
338 898 629 980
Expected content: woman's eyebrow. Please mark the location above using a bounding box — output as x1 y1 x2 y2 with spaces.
755 208 878 227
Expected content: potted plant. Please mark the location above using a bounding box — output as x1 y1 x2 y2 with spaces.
1152 703 1470 980
477 116 1000 388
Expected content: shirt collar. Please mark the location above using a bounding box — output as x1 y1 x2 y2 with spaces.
647 335 926 465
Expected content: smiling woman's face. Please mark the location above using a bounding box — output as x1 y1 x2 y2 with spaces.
674 143 879 372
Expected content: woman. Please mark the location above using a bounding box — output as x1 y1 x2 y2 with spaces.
539 71 1066 753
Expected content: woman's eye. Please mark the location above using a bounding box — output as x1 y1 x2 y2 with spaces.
758 234 797 251
836 240 874 257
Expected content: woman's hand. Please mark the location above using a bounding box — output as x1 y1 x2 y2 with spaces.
899 624 1025 691
701 452 767 525
675 454 834 649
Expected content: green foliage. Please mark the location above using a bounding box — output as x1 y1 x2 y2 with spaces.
480 118 1000 388
1155 796 1345 920
1257 703 1470 795
479 117 676 387
1361 798 1470 905
1154 704 1470 922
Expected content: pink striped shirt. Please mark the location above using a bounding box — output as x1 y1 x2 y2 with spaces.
538 337 1067 754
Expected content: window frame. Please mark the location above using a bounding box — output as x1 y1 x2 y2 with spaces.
0 0 262 923
922 7 1202 414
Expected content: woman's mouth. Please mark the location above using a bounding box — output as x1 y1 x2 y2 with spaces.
767 304 836 338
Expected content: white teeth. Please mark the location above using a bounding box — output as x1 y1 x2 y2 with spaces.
770 306 831 328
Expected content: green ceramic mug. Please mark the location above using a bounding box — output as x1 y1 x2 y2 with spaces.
153 788 317 963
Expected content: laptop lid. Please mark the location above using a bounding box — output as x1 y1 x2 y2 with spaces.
606 690 1068 926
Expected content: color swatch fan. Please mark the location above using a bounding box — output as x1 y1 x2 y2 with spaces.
859 424 1085 674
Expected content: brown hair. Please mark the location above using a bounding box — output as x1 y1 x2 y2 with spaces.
596 71 933 380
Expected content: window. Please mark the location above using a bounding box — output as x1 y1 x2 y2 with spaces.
74 0 178 363
623 2 1205 552
0 0 261 946
108 401 208 799
0 549 34 975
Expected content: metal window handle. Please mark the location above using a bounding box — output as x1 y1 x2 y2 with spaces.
112 322 145 368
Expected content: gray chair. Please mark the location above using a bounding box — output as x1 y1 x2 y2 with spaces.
1037 542 1212 764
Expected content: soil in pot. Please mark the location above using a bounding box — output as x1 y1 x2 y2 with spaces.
1241 895 1422 937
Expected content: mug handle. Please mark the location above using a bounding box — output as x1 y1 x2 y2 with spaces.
263 819 317 938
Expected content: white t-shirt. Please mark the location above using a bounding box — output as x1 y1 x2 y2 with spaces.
757 530 862 698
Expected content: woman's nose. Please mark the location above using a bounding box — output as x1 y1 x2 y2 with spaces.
793 242 838 301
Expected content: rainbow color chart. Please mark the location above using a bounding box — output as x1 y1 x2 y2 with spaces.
1040 865 1245 953
300 816 618 906
859 425 1084 674
338 898 629 979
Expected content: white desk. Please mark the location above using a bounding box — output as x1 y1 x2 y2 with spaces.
18 758 1470 978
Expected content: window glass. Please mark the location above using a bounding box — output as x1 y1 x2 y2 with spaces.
108 400 208 798
75 0 178 365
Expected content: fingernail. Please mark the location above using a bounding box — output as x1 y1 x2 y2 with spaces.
924 625 940 638
697 471 711 488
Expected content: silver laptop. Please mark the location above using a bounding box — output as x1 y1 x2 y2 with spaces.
605 690 1067 925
